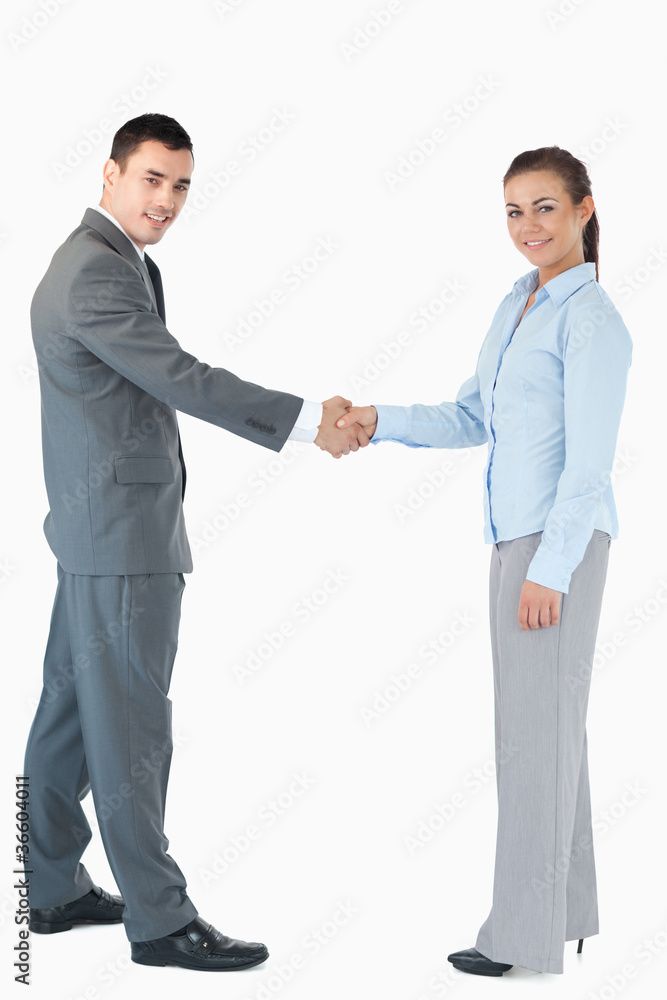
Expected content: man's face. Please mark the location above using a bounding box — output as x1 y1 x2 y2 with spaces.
99 140 193 251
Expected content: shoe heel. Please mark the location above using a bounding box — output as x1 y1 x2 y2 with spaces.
577 939 584 954
131 943 166 967
29 919 73 934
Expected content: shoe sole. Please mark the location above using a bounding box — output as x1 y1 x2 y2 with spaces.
131 951 269 971
451 962 506 977
30 917 123 934
30 920 74 934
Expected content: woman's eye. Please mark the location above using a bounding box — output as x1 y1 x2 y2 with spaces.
508 210 520 218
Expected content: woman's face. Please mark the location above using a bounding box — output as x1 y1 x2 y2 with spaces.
504 170 594 277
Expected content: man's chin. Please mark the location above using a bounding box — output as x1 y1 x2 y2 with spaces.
137 216 175 245
140 227 170 247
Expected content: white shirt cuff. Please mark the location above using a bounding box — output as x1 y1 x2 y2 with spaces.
287 399 322 443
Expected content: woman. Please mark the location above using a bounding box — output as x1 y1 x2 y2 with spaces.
338 146 632 976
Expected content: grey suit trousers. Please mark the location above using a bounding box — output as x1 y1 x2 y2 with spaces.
24 566 198 941
475 529 611 974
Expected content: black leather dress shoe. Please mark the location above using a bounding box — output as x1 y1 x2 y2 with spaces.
131 915 269 971
30 885 124 934
447 947 513 976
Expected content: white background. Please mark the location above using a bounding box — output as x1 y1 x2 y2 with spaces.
1 1 665 998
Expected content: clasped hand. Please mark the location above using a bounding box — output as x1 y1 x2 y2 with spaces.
314 399 377 459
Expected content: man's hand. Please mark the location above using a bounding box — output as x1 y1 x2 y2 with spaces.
336 405 378 440
518 580 563 631
315 396 370 459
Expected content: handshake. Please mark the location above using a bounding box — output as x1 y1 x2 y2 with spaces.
313 396 378 459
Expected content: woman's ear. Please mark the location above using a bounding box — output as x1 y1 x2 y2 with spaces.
580 194 595 227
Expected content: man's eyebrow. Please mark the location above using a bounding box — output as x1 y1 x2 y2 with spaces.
505 196 559 208
145 168 191 186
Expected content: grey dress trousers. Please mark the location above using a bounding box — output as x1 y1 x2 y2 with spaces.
475 528 611 974
24 567 199 942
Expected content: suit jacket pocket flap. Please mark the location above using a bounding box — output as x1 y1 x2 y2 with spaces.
114 456 175 484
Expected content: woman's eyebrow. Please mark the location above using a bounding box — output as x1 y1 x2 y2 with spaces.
505 196 559 208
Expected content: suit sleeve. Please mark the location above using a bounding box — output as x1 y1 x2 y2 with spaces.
66 251 304 452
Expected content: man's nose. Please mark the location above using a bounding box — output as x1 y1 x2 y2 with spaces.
154 186 174 210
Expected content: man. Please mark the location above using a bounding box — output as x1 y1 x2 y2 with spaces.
24 113 367 972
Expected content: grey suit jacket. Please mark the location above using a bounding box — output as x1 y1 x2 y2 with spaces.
32 208 304 575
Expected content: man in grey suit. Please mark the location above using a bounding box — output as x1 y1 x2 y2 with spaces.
24 113 367 972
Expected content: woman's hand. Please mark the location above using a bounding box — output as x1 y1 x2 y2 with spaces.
336 405 378 439
518 580 563 631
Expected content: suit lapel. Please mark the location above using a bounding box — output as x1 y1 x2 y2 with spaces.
81 208 158 310
80 209 185 498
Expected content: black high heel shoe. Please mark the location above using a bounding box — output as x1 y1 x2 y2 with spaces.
446 948 512 976
447 938 586 976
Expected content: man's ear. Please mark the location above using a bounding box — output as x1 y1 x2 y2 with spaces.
102 157 120 193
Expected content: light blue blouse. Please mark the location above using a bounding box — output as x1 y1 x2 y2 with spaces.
372 263 632 593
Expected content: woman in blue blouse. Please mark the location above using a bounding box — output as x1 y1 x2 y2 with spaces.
338 147 632 976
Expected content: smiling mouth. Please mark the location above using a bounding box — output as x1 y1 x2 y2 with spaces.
524 239 551 247
145 213 170 224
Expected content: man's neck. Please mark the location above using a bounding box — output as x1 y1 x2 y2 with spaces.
92 204 145 261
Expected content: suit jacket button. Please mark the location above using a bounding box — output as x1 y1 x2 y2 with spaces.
259 423 267 432
245 418 254 427
267 427 276 435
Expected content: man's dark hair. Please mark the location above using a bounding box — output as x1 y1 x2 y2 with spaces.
109 113 194 171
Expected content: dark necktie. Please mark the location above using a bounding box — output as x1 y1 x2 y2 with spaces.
143 253 187 499
144 254 166 321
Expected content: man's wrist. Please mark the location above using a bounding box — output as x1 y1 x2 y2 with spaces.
287 399 323 443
